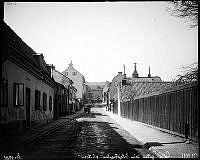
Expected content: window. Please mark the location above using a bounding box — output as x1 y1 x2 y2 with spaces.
43 93 47 111
1 79 8 107
35 90 41 110
72 72 77 76
49 96 52 112
14 83 24 107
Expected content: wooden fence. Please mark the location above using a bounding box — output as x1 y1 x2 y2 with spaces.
112 82 198 140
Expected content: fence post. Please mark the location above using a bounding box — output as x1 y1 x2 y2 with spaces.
185 122 189 140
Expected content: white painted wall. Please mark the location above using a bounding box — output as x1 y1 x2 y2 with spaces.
2 60 54 123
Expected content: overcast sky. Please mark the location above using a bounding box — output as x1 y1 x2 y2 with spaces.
4 2 198 82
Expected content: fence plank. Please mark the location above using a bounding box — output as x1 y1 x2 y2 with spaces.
115 83 198 140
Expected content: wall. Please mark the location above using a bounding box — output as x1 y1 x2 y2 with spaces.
2 60 54 134
62 68 85 99
113 82 198 140
109 72 124 100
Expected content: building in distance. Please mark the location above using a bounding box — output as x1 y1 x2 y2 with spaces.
85 82 106 103
62 61 86 102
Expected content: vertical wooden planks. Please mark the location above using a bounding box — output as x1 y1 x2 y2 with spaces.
114 83 198 140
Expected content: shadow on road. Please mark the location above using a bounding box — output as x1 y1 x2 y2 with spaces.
0 107 157 159
74 120 143 158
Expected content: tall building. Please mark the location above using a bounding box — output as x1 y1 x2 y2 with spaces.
62 61 86 100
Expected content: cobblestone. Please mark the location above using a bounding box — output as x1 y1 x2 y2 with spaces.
1 105 155 159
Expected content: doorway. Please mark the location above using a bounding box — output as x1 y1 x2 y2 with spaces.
26 87 31 128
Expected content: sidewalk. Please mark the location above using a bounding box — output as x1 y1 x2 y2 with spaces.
104 109 199 158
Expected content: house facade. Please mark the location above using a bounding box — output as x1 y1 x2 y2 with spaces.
62 61 86 101
52 68 79 115
109 72 124 101
52 68 71 118
1 22 56 135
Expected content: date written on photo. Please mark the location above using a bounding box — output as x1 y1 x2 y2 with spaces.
6 2 17 5
181 153 198 158
3 153 22 160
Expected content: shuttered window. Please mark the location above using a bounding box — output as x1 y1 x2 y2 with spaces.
14 83 24 107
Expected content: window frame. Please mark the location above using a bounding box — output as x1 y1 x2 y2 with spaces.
13 83 24 107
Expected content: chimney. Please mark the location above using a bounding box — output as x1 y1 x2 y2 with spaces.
132 63 139 78
123 64 126 78
148 66 151 78
46 64 54 78
118 72 122 75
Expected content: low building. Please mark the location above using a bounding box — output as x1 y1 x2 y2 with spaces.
69 86 77 113
52 68 72 118
109 72 124 101
53 82 68 119
108 64 173 113
85 82 106 103
1 22 56 135
109 64 162 101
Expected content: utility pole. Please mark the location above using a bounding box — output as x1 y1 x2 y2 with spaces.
117 82 121 117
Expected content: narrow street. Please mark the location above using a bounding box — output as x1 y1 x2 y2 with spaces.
2 2 198 159
2 104 151 159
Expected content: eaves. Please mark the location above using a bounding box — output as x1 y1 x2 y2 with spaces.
8 52 43 80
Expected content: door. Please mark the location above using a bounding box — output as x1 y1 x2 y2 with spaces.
26 88 31 128
54 97 58 120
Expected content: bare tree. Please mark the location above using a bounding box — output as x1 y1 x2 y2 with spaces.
167 1 198 28
173 62 198 85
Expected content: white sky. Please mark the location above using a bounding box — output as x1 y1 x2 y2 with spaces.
4 2 198 82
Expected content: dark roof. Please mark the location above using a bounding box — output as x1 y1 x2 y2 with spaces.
133 82 173 98
127 76 162 82
53 69 73 85
3 21 55 86
3 21 38 67
120 82 174 101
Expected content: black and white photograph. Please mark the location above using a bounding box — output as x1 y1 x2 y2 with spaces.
1 1 198 159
